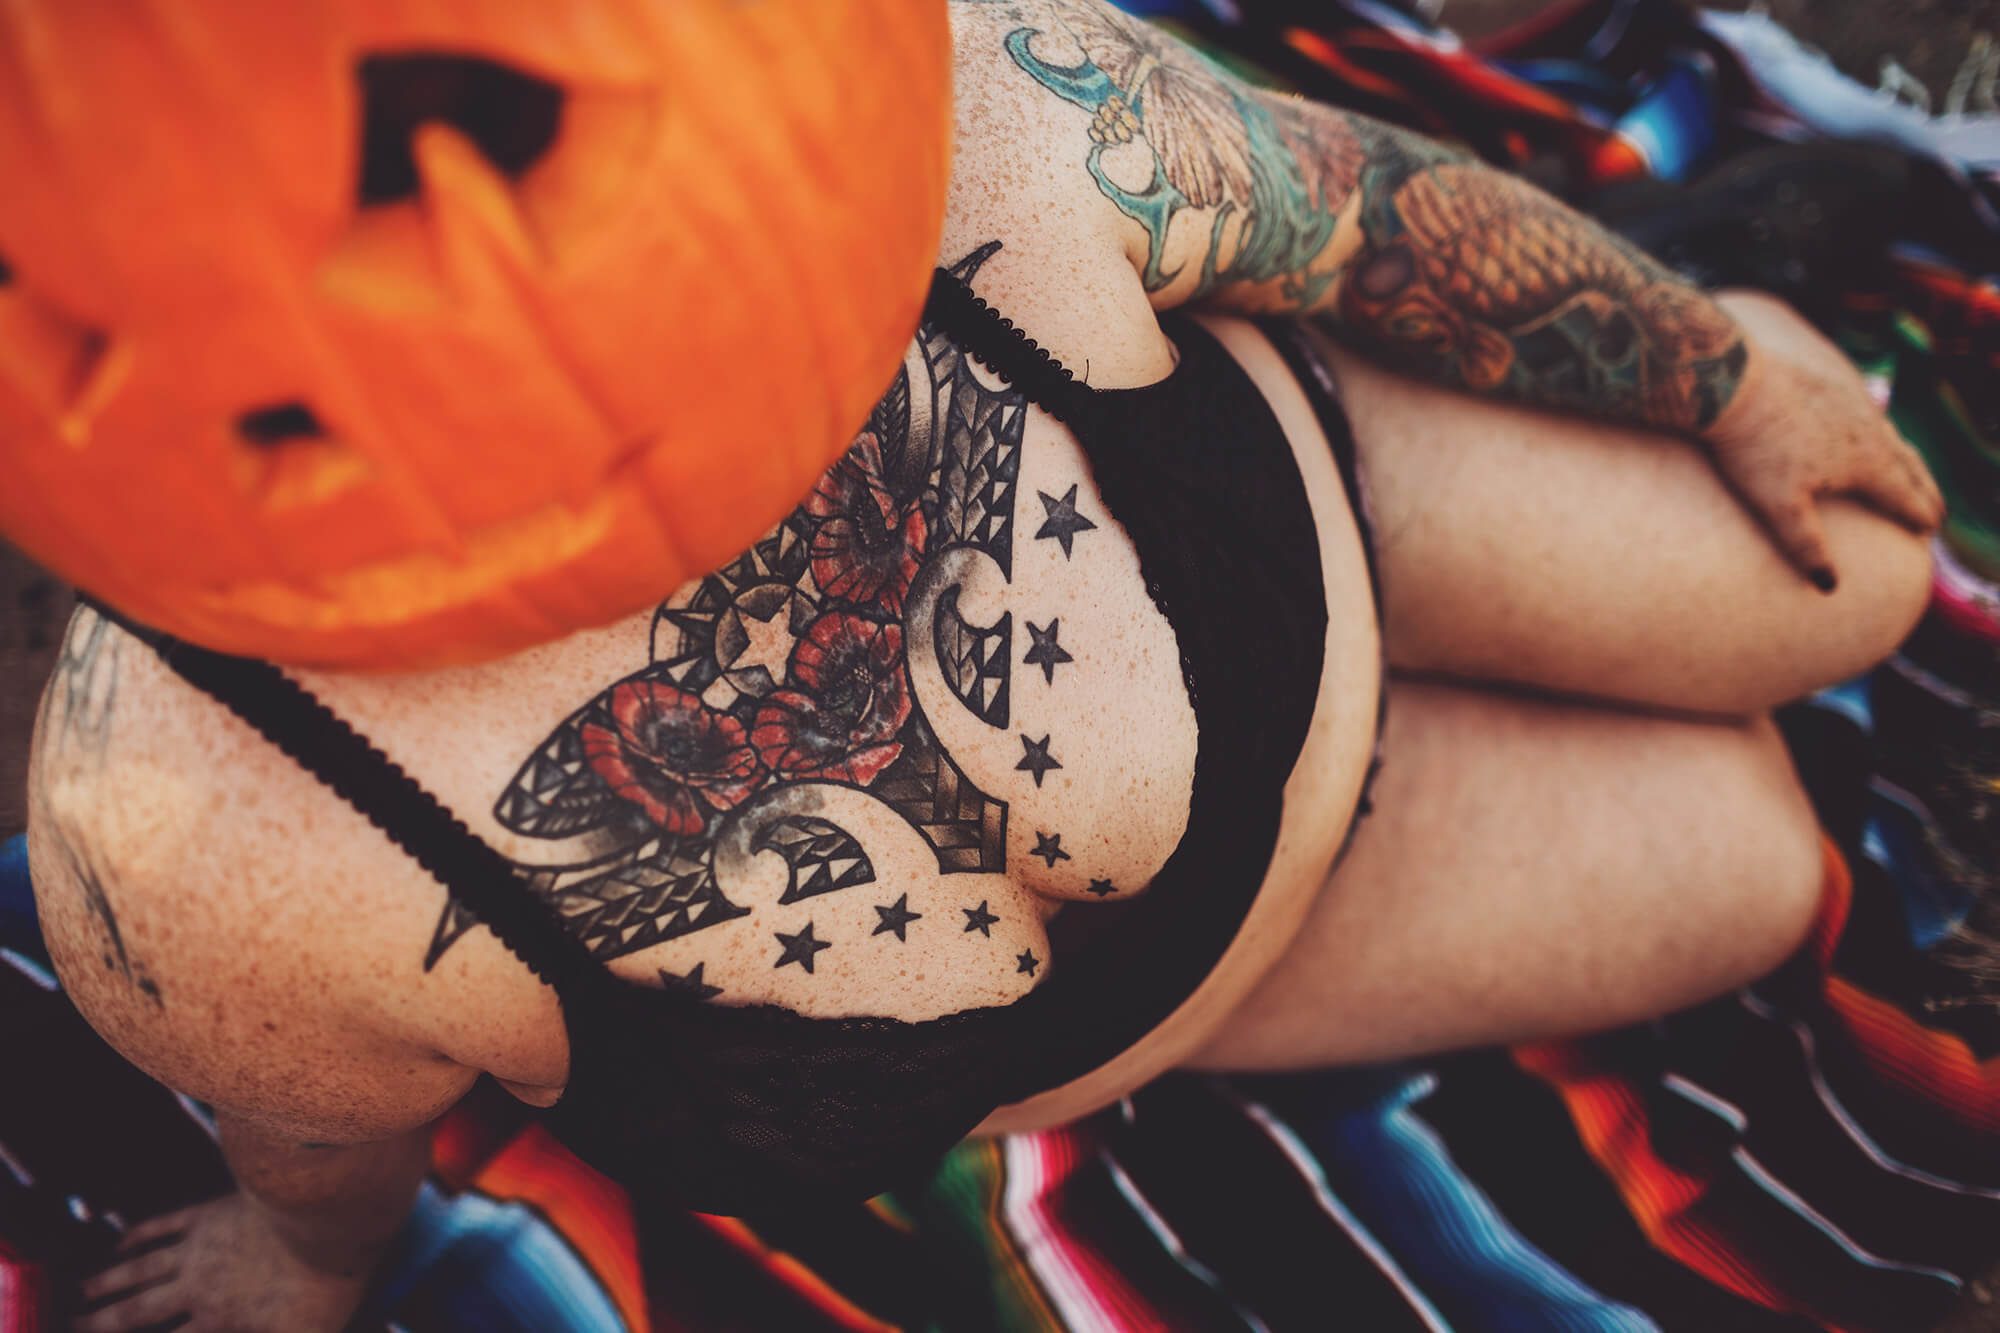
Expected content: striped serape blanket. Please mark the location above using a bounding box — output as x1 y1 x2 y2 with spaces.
3 0 1995 1327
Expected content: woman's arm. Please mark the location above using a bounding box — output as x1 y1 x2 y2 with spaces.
215 1112 431 1280
27 609 472 1328
995 3 1743 430
963 0 1941 584
75 1115 431 1333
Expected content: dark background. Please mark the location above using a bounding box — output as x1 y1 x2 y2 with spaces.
2 0 1992 841
1458 0 1999 102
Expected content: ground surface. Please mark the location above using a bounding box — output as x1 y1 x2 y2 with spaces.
1453 0 1998 108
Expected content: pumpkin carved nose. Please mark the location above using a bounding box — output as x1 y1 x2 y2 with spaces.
356 54 566 207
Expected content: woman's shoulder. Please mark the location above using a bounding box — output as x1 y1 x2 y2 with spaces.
26 606 493 1142
942 2 1174 390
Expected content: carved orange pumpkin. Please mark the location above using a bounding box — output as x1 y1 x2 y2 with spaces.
0 0 951 668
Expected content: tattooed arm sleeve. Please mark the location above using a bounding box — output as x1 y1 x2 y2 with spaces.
995 0 1747 433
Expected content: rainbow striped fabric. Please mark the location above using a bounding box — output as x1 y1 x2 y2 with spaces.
4 0 1996 1328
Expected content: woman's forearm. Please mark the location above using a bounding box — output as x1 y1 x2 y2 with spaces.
983 0 1748 436
1300 106 1749 437
216 1110 430 1280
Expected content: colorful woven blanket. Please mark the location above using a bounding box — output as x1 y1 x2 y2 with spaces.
3 1 1994 1328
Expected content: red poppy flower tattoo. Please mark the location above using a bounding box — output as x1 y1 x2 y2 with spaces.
805 432 928 613
581 681 765 835
750 613 913 786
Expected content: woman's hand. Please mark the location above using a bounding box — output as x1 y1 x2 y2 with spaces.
73 1192 375 1333
1703 290 1943 591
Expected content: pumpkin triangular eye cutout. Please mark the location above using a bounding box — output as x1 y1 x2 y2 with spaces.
0 253 13 286
237 401 324 447
356 54 566 207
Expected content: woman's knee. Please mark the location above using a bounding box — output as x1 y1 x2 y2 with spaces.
1328 336 1934 717
1691 502 1933 715
1790 502 1934 680
1666 715 1828 996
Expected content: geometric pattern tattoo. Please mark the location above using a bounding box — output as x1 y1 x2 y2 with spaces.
754 816 876 905
428 246 1028 969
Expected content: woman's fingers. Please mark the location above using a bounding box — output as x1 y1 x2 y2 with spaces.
71 1266 188 1332
78 1246 181 1308
1760 488 1839 592
1840 422 1943 536
1741 395 1945 589
110 1208 196 1255
1892 436 1946 530
73 1210 200 1331
1869 456 1945 535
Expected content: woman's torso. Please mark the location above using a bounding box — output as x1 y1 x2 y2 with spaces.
58 314 1380 1136
33 14 1382 1146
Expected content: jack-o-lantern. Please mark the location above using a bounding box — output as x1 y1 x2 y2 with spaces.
0 0 951 668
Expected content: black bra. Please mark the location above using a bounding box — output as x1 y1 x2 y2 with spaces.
102 273 1364 1214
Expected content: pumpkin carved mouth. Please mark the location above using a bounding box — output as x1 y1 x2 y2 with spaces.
191 492 619 634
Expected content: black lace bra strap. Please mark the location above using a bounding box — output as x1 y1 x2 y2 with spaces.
926 269 1094 423
83 599 597 992
1254 319 1382 605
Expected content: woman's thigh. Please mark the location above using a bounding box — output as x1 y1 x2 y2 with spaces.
1322 334 1933 716
1188 678 1827 1071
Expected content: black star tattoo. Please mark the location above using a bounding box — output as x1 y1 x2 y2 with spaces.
1034 485 1097 558
1031 831 1071 868
1023 618 1074 684
1017 733 1062 787
1017 949 1040 976
773 922 833 973
1087 878 1117 897
872 893 923 942
659 962 723 1000
963 901 1000 936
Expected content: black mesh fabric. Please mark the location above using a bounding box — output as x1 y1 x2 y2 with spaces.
100 279 1359 1216
550 977 1023 1213
947 295 1333 1094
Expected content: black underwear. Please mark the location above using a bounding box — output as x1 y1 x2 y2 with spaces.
98 277 1379 1215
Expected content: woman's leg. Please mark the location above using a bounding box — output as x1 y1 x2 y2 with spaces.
1190 679 1826 1070
1322 333 1934 716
